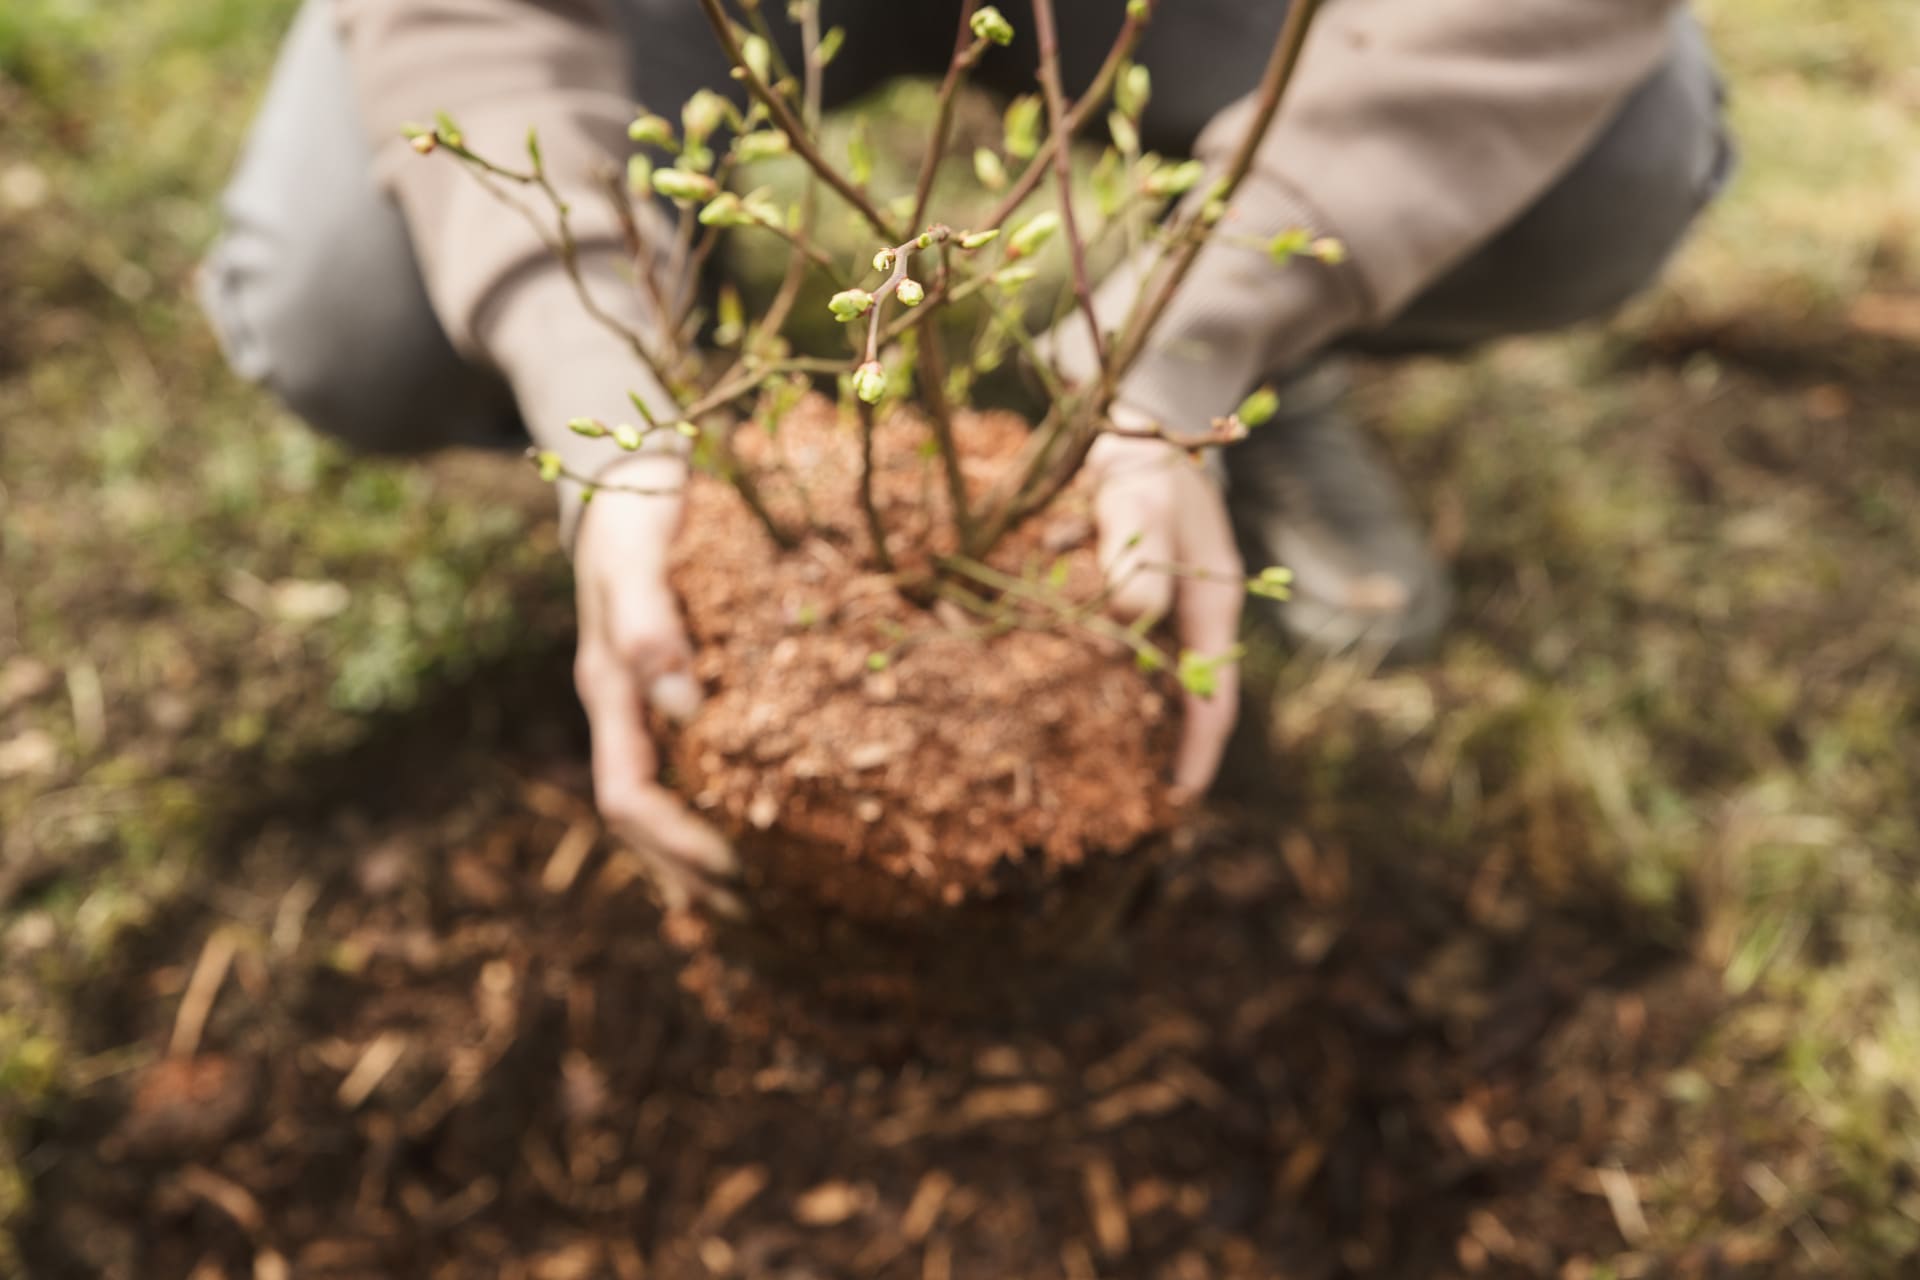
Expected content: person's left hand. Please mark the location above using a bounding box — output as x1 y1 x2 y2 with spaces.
1084 426 1245 801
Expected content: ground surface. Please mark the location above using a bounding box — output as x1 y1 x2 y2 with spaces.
4 1 1920 1275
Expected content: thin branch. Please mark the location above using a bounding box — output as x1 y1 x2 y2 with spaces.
692 0 902 243
856 400 895 572
909 3 986 233
1030 0 1106 369
1107 0 1324 385
979 0 1157 233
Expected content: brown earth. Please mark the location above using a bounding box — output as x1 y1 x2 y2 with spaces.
15 671 1735 1279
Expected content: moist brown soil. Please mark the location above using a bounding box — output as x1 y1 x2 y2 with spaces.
16 670 1736 1278
660 400 1178 1028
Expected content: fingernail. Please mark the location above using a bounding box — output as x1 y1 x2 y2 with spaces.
647 671 702 723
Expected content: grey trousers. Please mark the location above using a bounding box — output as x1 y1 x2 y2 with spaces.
198 0 1733 454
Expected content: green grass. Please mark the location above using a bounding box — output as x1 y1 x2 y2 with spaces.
4 0 1920 1270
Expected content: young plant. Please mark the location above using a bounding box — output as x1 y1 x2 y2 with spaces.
405 0 1326 696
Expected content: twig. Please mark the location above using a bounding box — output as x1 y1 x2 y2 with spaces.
1108 0 1325 385
856 400 895 572
909 3 986 233
170 929 236 1059
1030 0 1106 368
693 0 902 242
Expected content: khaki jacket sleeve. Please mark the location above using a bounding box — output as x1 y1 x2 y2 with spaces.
331 0 678 543
1214 0 1688 321
1061 0 1688 433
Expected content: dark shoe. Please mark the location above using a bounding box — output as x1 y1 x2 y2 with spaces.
1223 359 1450 660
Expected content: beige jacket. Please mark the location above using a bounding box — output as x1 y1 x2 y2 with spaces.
332 0 1685 523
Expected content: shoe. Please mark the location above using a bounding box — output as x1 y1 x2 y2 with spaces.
1222 359 1450 660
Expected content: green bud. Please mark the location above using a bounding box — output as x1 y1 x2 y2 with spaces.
1311 236 1349 265
1107 111 1140 158
715 283 745 347
627 112 675 147
1116 63 1151 119
816 25 846 65
1236 386 1280 428
733 130 790 163
1248 565 1294 601
1127 0 1149 16
1144 158 1205 198
1135 648 1164 674
873 247 897 273
568 417 607 438
1007 209 1060 258
973 147 1008 192
1176 650 1222 698
698 192 750 226
1267 228 1311 265
535 450 563 483
612 423 645 451
627 388 659 427
993 264 1038 290
681 89 728 142
957 228 1001 251
970 5 1015 46
433 111 465 149
847 118 874 186
652 167 719 203
895 278 925 307
740 34 772 83
1003 95 1042 160
915 231 935 249
828 288 875 321
852 360 887 405
626 153 654 197
674 421 702 439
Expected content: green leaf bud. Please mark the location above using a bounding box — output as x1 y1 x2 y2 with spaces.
1003 95 1042 160
740 34 772 83
612 423 645 451
1107 111 1140 158
681 89 728 142
1117 63 1151 119
1007 209 1061 258
1127 0 1149 17
828 288 876 321
652 167 719 203
895 278 925 307
567 417 608 438
433 111 465 148
993 264 1039 289
1267 227 1311 265
627 112 675 147
816 25 846 65
535 450 563 483
1236 386 1280 428
733 130 790 163
1144 158 1205 197
1311 236 1348 264
626 153 654 197
697 192 750 226
973 147 1008 192
674 421 702 439
957 228 1001 251
852 360 887 405
873 246 898 274
970 6 1015 46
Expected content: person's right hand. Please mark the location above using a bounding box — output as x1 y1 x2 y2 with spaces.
570 453 740 915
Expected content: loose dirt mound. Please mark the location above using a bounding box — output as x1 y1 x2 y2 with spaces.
670 400 1176 923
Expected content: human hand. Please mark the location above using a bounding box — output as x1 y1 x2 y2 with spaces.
570 453 740 915
1085 424 1245 802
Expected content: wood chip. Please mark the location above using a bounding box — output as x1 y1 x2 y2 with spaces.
794 1180 871 1226
1595 1163 1650 1246
337 1032 408 1109
1081 1157 1129 1258
176 1164 264 1234
170 929 237 1059
1086 1079 1184 1130
699 1164 769 1228
957 1083 1054 1124
540 821 598 894
901 1171 954 1243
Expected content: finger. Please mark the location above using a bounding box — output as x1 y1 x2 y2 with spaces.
577 649 738 884
1170 478 1246 799
1091 442 1180 622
